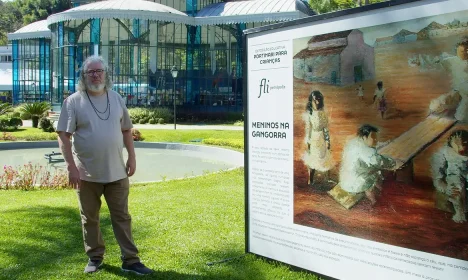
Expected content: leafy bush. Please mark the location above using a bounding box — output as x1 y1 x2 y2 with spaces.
138 118 147 124
0 116 9 130
131 128 143 141
158 118 165 124
0 116 22 131
39 117 49 129
128 108 150 123
150 107 172 121
9 117 23 128
0 163 69 190
202 138 244 149
39 117 55 132
149 118 157 124
128 107 173 123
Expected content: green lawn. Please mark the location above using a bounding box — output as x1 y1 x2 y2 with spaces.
0 169 319 280
2 128 244 150
139 129 243 143
139 129 244 150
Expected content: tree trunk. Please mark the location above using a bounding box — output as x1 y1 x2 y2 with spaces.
32 116 39 128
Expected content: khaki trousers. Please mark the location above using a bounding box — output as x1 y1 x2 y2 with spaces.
77 177 140 265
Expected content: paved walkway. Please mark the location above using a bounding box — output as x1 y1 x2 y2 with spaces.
133 124 243 130
22 120 244 130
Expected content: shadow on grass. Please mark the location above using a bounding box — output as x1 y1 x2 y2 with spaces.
198 247 253 280
100 263 218 279
0 206 88 277
198 246 330 280
1 128 27 133
199 247 284 280
0 205 211 280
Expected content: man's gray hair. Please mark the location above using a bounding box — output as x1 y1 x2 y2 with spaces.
77 55 113 92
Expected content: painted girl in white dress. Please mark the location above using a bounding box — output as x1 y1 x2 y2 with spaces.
302 90 335 186
356 85 364 100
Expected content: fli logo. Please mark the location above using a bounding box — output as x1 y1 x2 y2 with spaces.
258 78 269 98
257 78 285 98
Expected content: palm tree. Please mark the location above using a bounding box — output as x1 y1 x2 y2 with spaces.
19 102 51 128
0 102 12 116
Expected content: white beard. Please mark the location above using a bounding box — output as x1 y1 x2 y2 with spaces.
87 83 105 92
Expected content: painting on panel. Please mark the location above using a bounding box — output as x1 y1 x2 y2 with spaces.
293 10 468 261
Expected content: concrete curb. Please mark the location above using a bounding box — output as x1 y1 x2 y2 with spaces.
0 141 59 150
21 120 244 131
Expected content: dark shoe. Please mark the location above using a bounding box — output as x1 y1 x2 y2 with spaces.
122 262 154 275
84 259 103 273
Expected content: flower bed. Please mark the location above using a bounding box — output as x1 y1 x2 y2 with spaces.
0 163 69 190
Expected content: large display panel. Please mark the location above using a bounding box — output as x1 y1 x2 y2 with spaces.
245 1 468 279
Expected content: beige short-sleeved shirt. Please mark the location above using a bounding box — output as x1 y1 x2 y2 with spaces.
56 89 133 183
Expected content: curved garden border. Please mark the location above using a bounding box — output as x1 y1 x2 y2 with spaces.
0 141 244 183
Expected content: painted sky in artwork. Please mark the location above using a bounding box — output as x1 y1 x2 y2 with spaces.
293 10 468 56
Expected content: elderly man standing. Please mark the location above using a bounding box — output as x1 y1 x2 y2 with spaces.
57 56 153 275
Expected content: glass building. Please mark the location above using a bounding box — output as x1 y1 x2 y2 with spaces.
8 20 51 104
8 0 314 116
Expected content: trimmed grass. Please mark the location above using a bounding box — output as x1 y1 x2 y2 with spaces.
139 129 243 143
2 128 244 142
2 128 244 148
0 169 319 280
139 129 244 150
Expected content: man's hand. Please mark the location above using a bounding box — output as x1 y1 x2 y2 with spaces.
58 131 80 189
68 165 81 189
126 156 136 177
122 129 136 177
449 187 461 199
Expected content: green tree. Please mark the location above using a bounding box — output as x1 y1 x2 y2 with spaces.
0 0 71 44
309 0 386 14
18 102 51 128
0 1 22 45
0 102 13 116
16 0 71 25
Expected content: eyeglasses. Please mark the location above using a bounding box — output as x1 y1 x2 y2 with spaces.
85 69 105 76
